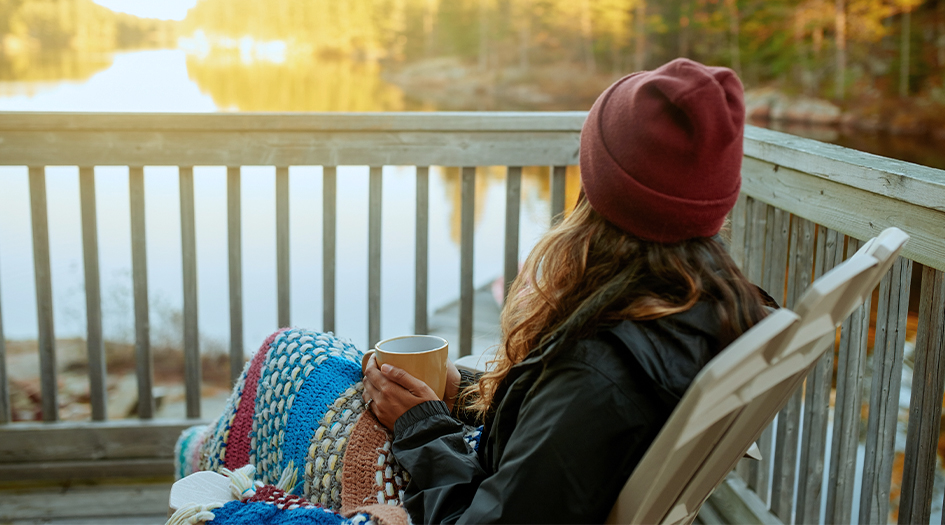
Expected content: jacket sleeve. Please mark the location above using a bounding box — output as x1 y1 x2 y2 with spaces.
392 359 661 524
392 400 488 523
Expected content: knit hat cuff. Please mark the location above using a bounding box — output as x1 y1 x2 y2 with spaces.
581 117 742 243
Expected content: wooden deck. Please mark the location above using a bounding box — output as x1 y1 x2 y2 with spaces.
0 480 169 524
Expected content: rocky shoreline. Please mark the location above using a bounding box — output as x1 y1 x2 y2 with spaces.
383 58 945 142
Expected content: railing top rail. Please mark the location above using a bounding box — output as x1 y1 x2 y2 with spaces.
744 126 945 213
0 111 589 132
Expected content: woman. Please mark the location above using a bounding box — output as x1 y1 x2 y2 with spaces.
362 57 771 524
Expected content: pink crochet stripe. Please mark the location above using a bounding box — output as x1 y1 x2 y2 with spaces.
225 329 287 470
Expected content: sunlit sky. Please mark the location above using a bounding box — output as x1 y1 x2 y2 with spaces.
92 0 198 20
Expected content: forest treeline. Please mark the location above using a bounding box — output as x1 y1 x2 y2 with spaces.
0 0 177 54
1 0 944 103
183 0 944 101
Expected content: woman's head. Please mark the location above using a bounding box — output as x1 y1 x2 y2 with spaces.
463 59 764 416
580 58 745 242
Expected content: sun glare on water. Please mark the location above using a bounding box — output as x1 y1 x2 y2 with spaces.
92 0 197 21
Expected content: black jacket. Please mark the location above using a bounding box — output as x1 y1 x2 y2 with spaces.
391 302 723 524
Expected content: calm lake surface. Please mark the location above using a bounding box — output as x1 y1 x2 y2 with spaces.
0 49 568 352
0 47 941 354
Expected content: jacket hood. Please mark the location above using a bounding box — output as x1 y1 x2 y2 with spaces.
606 301 721 406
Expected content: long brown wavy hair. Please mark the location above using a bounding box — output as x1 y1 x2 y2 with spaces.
462 196 768 416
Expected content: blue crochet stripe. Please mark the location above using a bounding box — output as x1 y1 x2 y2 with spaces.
249 330 363 487
282 350 361 486
209 501 349 525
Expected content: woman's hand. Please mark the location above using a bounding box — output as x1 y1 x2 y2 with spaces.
362 354 440 430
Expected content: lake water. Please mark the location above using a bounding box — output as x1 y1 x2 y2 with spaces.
0 48 568 352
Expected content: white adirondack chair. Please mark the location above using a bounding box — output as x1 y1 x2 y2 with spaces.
608 227 909 524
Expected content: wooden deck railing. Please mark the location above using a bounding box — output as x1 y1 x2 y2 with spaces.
0 112 943 524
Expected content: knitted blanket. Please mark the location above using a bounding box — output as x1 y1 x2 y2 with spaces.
175 328 411 525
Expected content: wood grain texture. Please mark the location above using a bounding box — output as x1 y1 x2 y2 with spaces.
227 167 243 386
744 125 945 213
747 204 790 504
729 193 748 270
0 111 588 132
368 166 382 347
0 419 199 464
898 267 945 524
459 167 476 358
860 257 912 524
707 473 784 525
0 459 175 482
738 197 768 483
795 226 843 523
129 167 154 419
744 198 767 285
79 167 107 421
504 167 522 297
762 206 790 307
825 237 870 525
276 166 291 328
0 481 171 520
28 166 57 422
741 157 945 272
179 167 200 420
550 165 566 225
322 167 336 333
770 216 815 524
0 130 582 168
415 167 429 335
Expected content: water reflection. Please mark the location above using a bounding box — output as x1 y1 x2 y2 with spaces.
185 49 408 112
0 50 112 97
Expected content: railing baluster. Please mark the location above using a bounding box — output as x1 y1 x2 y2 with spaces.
79 167 107 421
771 216 814 523
459 166 476 357
276 166 291 328
504 166 522 297
0 242 8 424
748 205 789 505
550 165 566 225
737 197 767 481
826 237 869 524
322 167 336 333
227 167 243 386
415 167 429 334
744 197 767 285
899 266 945 524
796 226 843 523
860 256 912 523
763 207 790 306
129 166 154 419
28 166 58 422
729 193 748 270
179 166 200 419
368 166 382 347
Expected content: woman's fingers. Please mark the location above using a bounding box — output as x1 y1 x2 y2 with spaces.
380 364 434 396
360 355 438 430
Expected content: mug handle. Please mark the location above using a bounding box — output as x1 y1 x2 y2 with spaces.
361 350 376 376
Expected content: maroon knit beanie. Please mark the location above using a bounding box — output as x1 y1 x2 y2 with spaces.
580 58 745 243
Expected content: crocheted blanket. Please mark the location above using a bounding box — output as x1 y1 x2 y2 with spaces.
175 328 411 525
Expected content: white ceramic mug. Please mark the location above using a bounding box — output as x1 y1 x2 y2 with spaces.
361 335 449 398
